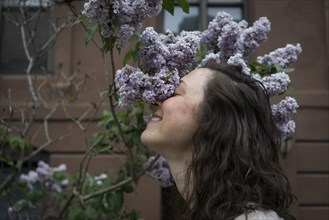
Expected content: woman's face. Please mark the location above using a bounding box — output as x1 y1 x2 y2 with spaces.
141 68 213 158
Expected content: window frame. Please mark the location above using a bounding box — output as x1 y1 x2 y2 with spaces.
159 0 248 33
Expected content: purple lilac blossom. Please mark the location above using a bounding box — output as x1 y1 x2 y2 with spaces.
82 0 111 23
197 52 221 68
260 72 291 96
271 96 299 124
256 43 302 67
218 21 243 62
83 0 163 48
271 96 299 139
166 31 202 75
236 17 271 58
115 65 180 106
201 11 234 51
19 161 68 192
276 120 296 140
140 27 201 76
139 27 170 74
145 156 174 187
116 27 201 106
227 53 251 75
20 171 38 189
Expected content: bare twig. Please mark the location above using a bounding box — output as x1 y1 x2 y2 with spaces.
61 94 105 131
38 21 69 56
44 105 59 142
36 76 49 107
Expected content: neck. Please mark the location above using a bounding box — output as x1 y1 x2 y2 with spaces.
164 152 191 200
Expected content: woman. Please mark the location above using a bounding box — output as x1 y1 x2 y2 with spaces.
141 62 296 220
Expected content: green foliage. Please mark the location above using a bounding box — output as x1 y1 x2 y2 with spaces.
94 101 147 152
3 1 192 219
0 125 33 168
123 32 140 65
85 22 99 45
163 0 189 15
249 61 295 76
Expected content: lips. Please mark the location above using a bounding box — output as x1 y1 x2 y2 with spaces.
151 112 162 122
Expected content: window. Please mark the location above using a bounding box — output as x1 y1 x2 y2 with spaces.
0 0 53 75
162 0 246 34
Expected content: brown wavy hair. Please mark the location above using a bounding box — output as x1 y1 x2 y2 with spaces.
182 62 296 219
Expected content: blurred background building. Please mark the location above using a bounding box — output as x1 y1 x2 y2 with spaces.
1 0 328 219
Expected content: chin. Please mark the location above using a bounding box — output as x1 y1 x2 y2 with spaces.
140 129 153 148
140 130 161 154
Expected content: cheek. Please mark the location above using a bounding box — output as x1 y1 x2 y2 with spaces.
163 99 200 127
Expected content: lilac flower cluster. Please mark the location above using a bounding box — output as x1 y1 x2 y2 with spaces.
201 11 234 51
271 96 299 139
236 17 271 58
19 161 69 193
82 0 162 48
260 72 291 96
218 21 243 61
197 52 221 68
116 65 180 106
145 156 173 188
114 10 302 139
116 27 200 106
140 27 201 76
201 11 271 61
227 53 251 75
257 44 302 68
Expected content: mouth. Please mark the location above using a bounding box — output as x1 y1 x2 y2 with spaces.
150 112 162 122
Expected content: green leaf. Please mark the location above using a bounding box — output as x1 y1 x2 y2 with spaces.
122 184 134 193
85 22 98 45
177 0 189 14
68 206 84 220
74 13 86 25
85 206 98 219
8 135 25 150
282 67 295 73
196 43 207 62
127 210 140 220
162 0 175 15
123 50 133 65
26 189 43 204
101 36 114 53
132 49 140 63
112 192 124 214
16 180 28 189
130 31 141 42
0 155 14 166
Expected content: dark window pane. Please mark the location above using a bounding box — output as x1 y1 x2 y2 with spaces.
0 9 51 75
163 6 199 33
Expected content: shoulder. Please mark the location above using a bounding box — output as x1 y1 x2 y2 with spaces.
234 210 284 220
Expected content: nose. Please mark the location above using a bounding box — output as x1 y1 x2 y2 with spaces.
152 100 162 107
155 100 163 106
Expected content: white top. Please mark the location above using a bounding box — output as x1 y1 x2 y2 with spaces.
235 210 284 220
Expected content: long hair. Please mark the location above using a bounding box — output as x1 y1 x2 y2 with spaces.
182 62 296 219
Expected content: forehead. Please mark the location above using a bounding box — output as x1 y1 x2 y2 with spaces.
180 68 213 90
